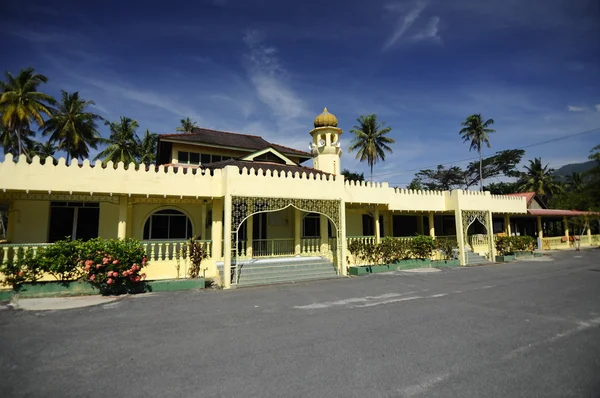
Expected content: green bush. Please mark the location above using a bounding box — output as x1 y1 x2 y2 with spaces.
37 239 85 282
512 236 536 252
435 239 458 260
187 236 209 278
409 235 436 259
495 236 513 256
379 237 410 264
0 247 43 290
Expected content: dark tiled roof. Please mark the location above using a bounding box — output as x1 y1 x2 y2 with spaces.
202 159 331 177
159 128 311 158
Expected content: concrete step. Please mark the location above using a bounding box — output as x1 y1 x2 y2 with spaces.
466 251 489 265
237 262 335 273
237 271 340 287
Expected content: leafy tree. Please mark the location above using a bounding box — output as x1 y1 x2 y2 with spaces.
138 129 158 165
176 117 198 133
31 140 58 159
459 114 495 191
411 165 465 191
483 181 521 195
518 158 562 200
406 178 424 190
341 169 365 182
348 114 394 182
95 117 141 165
0 67 56 159
42 91 102 163
565 172 585 193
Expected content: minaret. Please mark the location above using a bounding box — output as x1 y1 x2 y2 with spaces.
309 107 342 175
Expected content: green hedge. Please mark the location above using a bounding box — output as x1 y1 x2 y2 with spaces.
495 235 536 255
348 235 458 265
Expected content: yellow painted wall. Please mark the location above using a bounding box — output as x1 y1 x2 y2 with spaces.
266 207 294 239
345 211 364 236
11 200 49 243
99 202 119 239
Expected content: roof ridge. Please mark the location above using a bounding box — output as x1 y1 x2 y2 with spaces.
160 127 265 140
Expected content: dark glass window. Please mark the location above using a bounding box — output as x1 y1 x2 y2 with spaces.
178 151 189 163
212 155 222 162
48 202 99 242
190 153 200 164
201 154 211 164
143 209 193 240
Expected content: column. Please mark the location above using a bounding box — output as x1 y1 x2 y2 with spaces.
587 225 592 247
200 204 207 240
536 216 543 239
294 208 302 255
117 195 128 239
339 200 348 276
504 214 511 236
211 199 223 262
428 212 435 238
6 201 16 242
246 214 253 258
563 216 569 238
374 208 381 244
319 214 328 254
487 211 495 262
223 195 232 289
455 210 466 266
417 215 424 235
126 202 133 238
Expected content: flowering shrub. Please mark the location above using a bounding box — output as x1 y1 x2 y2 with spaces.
37 239 85 282
495 236 536 255
0 247 43 290
79 238 148 295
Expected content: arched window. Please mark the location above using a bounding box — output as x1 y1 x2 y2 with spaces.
302 213 333 238
143 209 192 240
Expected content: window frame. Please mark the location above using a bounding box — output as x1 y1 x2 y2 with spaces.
143 209 193 240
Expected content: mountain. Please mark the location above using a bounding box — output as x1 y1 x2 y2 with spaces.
553 160 596 178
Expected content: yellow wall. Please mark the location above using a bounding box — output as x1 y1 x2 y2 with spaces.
345 211 364 236
266 207 294 239
99 202 119 239
11 200 49 243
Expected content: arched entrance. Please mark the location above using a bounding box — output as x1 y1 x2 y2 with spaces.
461 210 494 264
229 197 342 287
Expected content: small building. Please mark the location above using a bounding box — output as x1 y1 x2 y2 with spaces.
0 108 597 288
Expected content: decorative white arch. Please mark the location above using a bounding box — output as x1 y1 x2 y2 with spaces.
141 206 195 240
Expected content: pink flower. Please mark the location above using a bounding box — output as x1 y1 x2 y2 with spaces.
89 274 96 281
106 278 113 285
134 276 141 282
141 273 146 279
85 264 91 271
85 259 94 267
103 257 109 265
96 264 102 269
112 260 119 265
122 271 129 277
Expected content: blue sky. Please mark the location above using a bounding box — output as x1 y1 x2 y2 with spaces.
1 0 599 185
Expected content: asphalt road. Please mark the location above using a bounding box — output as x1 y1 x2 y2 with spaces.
2 250 600 398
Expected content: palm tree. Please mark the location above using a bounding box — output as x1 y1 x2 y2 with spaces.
176 117 198 133
518 158 562 199
348 114 395 182
94 117 140 165
0 67 56 159
42 91 103 163
31 140 58 159
138 129 158 165
565 172 584 193
459 114 495 191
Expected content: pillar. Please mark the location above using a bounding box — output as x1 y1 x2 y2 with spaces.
339 200 348 276
536 216 543 239
417 215 424 235
320 214 328 254
6 201 16 242
487 211 495 262
428 212 435 238
126 202 133 238
117 195 128 239
200 204 207 240
246 214 253 258
563 216 569 238
374 208 381 243
294 208 302 255
504 214 511 236
223 195 232 289
455 210 466 266
587 225 592 246
211 199 223 262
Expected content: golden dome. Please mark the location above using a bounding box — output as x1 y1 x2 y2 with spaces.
313 107 338 128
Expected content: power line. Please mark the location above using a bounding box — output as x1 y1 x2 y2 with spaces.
371 127 600 179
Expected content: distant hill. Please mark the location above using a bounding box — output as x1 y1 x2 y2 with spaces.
554 160 596 178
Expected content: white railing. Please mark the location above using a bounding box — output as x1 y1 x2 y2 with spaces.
0 243 49 263
347 236 377 247
252 238 295 257
142 240 213 261
301 238 321 255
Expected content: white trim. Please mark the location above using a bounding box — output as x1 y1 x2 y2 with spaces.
241 147 296 165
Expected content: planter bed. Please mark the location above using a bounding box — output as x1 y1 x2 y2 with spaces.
0 278 205 300
515 251 534 258
349 259 437 276
496 255 516 263
431 259 461 267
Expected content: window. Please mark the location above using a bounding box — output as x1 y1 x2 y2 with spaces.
143 209 192 240
302 213 333 238
363 214 384 236
178 151 231 165
48 202 99 242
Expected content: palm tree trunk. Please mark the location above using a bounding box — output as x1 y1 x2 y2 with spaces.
370 163 373 183
479 147 483 191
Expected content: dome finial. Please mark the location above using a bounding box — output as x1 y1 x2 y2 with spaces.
314 107 338 128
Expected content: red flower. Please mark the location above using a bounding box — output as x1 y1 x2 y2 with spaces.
85 264 91 271
134 276 141 282
106 278 113 285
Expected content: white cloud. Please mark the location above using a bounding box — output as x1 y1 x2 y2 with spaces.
242 30 308 120
595 104 600 112
567 105 586 112
383 1 441 50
